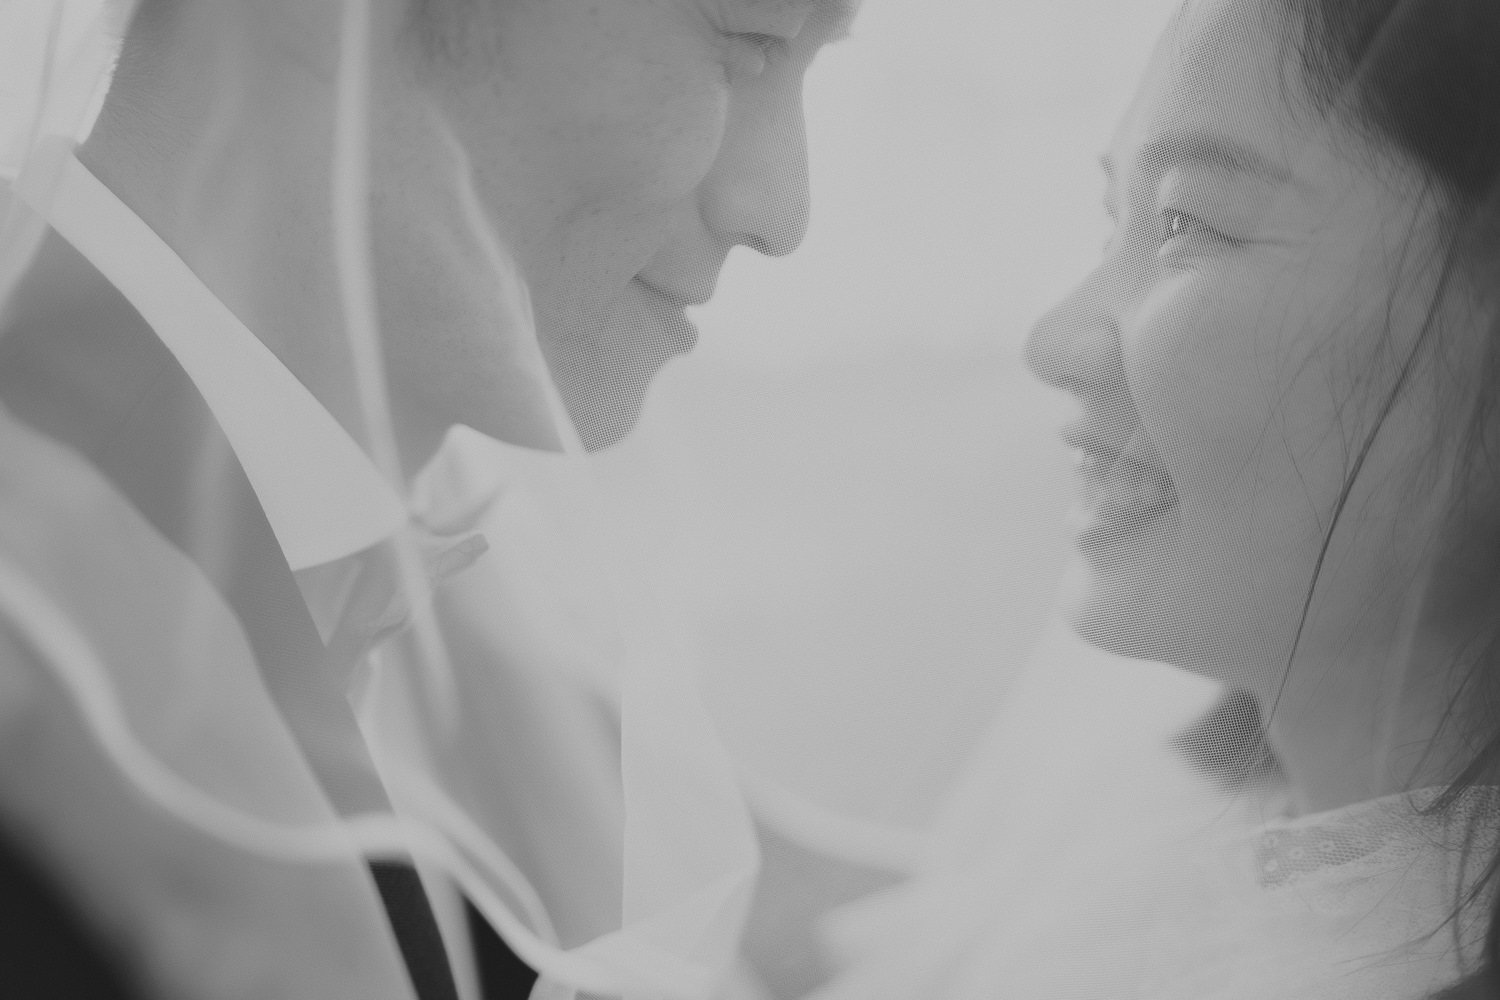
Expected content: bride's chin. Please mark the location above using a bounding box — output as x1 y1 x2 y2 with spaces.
1058 552 1194 665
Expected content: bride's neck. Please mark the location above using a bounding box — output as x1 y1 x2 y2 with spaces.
1261 566 1475 817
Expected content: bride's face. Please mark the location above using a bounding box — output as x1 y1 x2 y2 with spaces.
1025 0 1482 683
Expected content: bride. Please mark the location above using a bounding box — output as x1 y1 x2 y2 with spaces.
813 0 1500 997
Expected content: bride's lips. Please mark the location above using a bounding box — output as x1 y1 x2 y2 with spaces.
1062 424 1178 548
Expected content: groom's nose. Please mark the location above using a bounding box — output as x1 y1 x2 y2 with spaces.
700 88 812 258
1024 275 1124 401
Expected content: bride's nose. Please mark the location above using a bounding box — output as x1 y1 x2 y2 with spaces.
1023 276 1124 401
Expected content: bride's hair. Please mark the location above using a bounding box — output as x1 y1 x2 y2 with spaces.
1271 0 1500 994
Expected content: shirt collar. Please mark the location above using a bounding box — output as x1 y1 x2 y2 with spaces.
16 143 408 570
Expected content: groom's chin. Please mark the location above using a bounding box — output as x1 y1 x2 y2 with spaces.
560 366 674 452
571 393 649 452
549 292 701 451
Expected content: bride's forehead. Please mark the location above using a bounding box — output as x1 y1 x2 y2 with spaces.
1159 0 1285 88
1116 0 1297 151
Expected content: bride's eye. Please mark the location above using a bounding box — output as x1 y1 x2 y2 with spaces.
1159 209 1227 249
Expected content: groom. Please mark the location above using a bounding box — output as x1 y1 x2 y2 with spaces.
0 0 857 998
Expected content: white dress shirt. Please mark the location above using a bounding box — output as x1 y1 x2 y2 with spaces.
21 144 409 573
0 148 424 1000
13 141 762 1000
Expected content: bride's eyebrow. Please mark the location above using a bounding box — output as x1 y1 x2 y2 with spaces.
1139 131 1294 187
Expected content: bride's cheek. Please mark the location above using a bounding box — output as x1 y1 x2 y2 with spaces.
1129 286 1273 508
1125 281 1222 434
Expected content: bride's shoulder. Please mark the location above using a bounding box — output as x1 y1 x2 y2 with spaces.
1254 786 1500 886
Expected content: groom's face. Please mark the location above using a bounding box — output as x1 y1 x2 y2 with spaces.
414 0 857 448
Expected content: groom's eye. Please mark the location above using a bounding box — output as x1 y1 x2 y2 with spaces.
740 32 790 59
723 33 790 82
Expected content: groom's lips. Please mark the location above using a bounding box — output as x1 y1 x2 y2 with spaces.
1062 424 1178 548
634 278 702 355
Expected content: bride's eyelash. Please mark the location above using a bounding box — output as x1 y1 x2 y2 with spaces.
1159 209 1237 248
